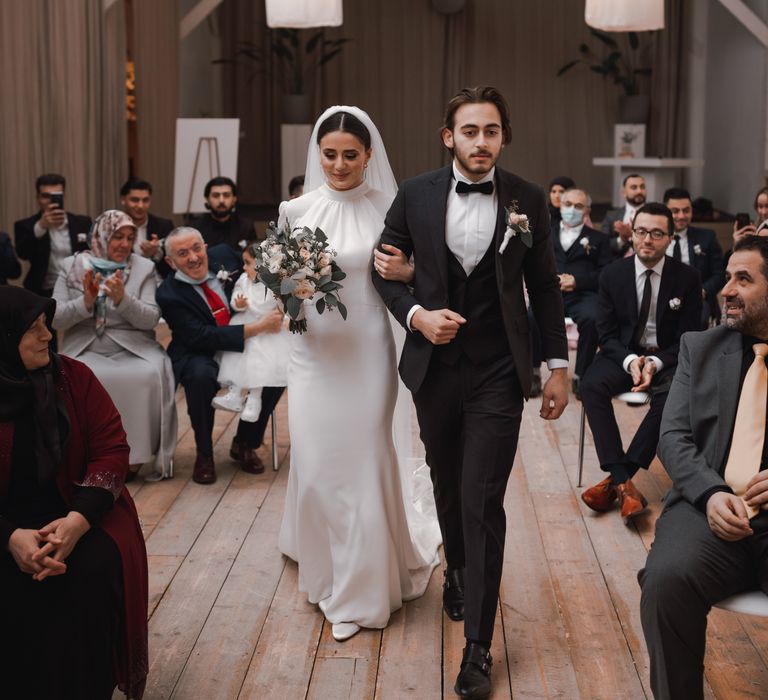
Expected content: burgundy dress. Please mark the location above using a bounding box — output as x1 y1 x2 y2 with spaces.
0 356 148 699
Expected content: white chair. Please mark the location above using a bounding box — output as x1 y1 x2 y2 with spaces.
577 391 650 487
715 590 768 616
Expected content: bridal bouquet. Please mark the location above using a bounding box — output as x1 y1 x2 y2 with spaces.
253 221 347 333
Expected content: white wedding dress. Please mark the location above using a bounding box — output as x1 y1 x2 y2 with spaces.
277 180 441 629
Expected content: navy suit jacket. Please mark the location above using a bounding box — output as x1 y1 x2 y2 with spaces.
596 255 703 370
156 245 244 378
14 211 92 293
552 224 613 294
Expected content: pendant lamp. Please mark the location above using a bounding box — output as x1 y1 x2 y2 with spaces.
266 0 343 28
585 0 664 32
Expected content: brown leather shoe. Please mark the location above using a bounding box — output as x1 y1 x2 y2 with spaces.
193 453 216 484
581 476 618 512
240 447 265 474
617 479 648 523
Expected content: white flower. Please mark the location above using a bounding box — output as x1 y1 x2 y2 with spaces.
77 233 87 243
579 236 592 253
693 244 703 256
669 297 682 310
507 211 529 230
216 267 232 282
238 239 247 250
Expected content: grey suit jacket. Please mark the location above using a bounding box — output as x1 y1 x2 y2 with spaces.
52 254 162 357
658 325 744 508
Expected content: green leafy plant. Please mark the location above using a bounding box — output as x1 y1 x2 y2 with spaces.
557 29 653 96
214 28 350 95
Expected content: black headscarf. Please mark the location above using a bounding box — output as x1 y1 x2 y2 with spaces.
547 176 576 223
0 286 69 485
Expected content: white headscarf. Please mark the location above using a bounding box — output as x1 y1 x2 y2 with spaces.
304 105 397 201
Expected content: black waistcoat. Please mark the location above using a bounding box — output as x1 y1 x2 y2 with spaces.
434 241 510 365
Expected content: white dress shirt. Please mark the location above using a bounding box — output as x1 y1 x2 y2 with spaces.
407 162 567 371
35 219 72 291
559 221 585 252
622 255 665 374
667 228 690 265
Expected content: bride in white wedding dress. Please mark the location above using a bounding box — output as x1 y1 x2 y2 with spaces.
277 106 441 641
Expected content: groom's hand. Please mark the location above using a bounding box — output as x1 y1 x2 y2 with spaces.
540 368 569 420
411 309 466 345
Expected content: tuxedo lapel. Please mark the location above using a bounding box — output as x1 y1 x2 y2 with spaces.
493 170 513 250
655 260 674 326
429 167 452 289
715 333 743 468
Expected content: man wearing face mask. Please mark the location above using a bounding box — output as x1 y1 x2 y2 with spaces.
189 176 259 253
530 188 612 397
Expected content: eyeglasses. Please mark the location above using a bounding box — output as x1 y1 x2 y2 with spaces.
632 228 669 241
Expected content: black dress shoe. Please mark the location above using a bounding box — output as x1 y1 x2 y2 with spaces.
454 642 492 699
193 453 216 484
443 568 465 621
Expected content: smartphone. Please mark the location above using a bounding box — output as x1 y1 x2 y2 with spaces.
49 192 64 210
735 212 751 229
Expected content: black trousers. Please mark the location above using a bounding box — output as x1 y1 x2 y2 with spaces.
0 527 123 700
580 354 671 475
413 353 523 642
530 292 599 378
177 354 284 457
639 501 768 700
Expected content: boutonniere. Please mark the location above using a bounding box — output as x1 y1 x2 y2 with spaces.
499 200 533 253
238 239 248 250
693 244 703 256
669 297 682 311
216 265 235 283
77 232 88 243
579 236 592 254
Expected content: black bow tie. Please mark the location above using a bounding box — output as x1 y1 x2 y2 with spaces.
455 180 494 195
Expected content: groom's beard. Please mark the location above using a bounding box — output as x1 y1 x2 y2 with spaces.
454 149 498 176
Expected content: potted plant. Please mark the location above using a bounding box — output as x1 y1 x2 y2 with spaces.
215 28 350 124
557 29 653 123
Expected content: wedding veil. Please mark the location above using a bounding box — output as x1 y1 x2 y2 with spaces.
304 105 398 201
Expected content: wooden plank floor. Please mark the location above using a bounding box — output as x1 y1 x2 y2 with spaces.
126 377 768 699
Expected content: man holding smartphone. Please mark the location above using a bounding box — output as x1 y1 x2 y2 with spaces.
14 173 92 296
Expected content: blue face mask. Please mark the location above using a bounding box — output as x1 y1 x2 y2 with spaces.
560 205 583 227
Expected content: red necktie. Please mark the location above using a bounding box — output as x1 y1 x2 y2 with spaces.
200 281 230 327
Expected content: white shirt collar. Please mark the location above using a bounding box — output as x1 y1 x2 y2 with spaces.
452 161 495 186
634 254 666 278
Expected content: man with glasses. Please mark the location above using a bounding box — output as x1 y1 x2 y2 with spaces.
14 173 92 296
580 203 703 522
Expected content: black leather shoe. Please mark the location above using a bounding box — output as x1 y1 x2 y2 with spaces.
443 568 465 621
454 642 492 698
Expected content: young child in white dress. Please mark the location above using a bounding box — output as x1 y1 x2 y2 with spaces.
213 244 291 421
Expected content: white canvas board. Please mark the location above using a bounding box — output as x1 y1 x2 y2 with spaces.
614 124 646 159
173 118 240 214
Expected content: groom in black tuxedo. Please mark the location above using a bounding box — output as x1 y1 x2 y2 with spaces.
373 86 569 699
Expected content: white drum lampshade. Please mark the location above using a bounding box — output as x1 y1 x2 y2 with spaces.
266 0 343 28
585 0 664 32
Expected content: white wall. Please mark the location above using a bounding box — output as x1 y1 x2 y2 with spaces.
698 0 768 214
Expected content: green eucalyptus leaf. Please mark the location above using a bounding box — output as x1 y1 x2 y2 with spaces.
337 301 347 320
316 296 326 315
286 295 302 319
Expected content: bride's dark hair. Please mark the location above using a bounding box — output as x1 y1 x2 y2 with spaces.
316 111 371 150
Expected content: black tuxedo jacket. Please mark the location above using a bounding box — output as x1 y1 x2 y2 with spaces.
372 165 568 396
0 231 21 285
683 225 724 316
156 245 244 377
552 223 613 293
596 255 703 370
146 213 174 240
189 213 258 251
14 211 92 293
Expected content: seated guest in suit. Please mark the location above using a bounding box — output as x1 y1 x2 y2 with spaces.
663 187 725 327
601 173 647 259
14 173 92 297
288 174 305 200
0 230 21 285
0 286 148 700
581 203 702 521
640 235 768 700
52 210 177 481
189 176 258 252
157 227 284 484
530 188 612 396
120 177 174 276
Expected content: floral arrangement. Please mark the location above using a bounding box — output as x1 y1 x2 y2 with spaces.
499 200 533 253
253 221 347 333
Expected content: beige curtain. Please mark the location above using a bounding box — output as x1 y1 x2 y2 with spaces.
132 0 180 216
219 0 689 204
0 0 127 235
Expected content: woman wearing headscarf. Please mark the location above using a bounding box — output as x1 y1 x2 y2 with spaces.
0 286 148 699
53 209 176 480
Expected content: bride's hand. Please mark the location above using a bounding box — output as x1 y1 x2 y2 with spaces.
373 244 414 283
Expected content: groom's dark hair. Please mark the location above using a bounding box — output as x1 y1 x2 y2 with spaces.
442 86 512 148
